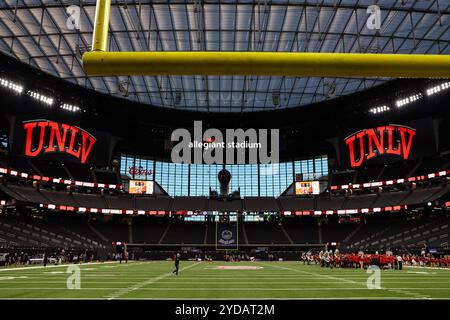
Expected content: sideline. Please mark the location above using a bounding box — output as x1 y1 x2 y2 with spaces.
0 260 142 272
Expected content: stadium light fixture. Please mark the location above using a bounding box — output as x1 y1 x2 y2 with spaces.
27 90 54 106
0 77 24 94
369 105 390 114
60 103 81 113
426 82 450 96
82 0 450 78
395 93 422 108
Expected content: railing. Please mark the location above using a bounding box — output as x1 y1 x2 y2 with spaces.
330 169 449 191
0 167 122 190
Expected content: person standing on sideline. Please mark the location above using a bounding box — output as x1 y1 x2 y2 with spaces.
172 253 181 275
397 255 403 270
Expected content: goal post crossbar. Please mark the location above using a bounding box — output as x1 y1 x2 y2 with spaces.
82 0 450 78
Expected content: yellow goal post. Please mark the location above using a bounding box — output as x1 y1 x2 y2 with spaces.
82 0 450 78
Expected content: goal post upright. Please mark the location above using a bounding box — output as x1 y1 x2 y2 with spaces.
91 0 111 52
83 1 450 78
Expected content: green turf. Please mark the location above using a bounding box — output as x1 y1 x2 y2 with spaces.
0 261 450 299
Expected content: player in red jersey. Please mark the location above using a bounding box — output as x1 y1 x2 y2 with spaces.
334 250 341 268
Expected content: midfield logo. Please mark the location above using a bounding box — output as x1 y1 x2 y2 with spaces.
23 120 96 164
344 124 416 168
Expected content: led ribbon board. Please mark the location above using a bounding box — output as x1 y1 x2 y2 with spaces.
82 0 450 78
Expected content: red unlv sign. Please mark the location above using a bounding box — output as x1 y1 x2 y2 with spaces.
344 125 416 168
23 120 96 164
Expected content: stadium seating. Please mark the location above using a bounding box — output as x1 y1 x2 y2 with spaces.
7 185 50 203
343 194 378 209
132 217 168 244
346 214 450 250
378 160 419 181
31 159 71 180
330 171 354 185
412 153 450 176
89 220 129 243
72 193 108 208
93 170 119 184
135 196 172 211
39 189 78 207
283 219 319 244
245 222 291 244
1 179 447 213
0 155 119 185
402 186 448 205
161 222 206 244
243 197 281 211
171 197 208 211
104 195 134 210
321 221 360 243
355 165 383 183
64 163 94 182
316 196 346 210
0 214 104 249
371 191 410 207
278 197 315 211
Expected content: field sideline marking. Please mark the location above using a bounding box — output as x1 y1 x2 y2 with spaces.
405 266 450 271
105 261 202 300
2 280 449 284
0 261 140 272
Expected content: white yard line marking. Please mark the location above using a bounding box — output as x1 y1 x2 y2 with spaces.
0 297 439 300
0 287 448 291
257 262 432 299
257 262 362 285
0 276 27 281
108 280 450 284
105 262 202 300
405 266 450 271
2 280 448 284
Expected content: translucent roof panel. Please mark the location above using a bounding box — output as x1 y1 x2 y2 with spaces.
0 0 448 112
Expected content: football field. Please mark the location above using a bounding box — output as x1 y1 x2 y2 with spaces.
0 261 449 299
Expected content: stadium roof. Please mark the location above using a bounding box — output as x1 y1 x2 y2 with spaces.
0 0 449 112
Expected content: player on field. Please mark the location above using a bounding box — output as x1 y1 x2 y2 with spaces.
323 250 330 267
43 253 48 267
301 252 307 264
358 250 364 269
306 250 313 265
319 250 324 267
172 253 180 275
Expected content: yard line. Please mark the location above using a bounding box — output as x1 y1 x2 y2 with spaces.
0 297 435 300
105 261 202 300
1 287 449 291
257 262 432 299
0 280 446 284
2 280 448 285
256 262 363 285
405 266 450 271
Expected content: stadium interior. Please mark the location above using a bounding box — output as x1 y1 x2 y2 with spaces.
1 48 449 262
0 0 448 268
2 1 450 304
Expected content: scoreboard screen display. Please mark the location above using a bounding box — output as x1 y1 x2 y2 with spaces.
295 181 320 195
128 180 154 194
